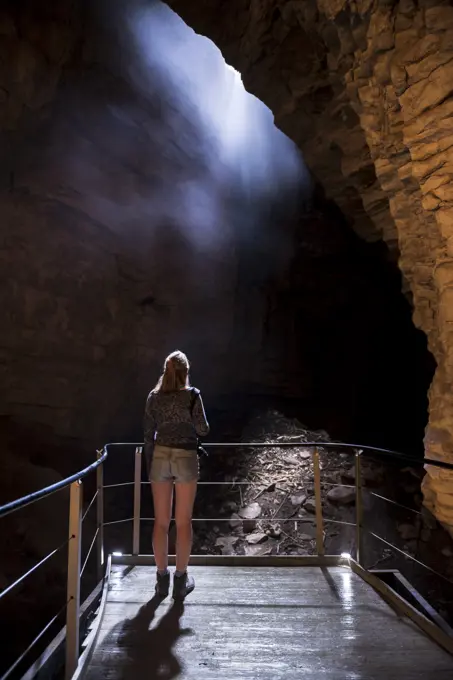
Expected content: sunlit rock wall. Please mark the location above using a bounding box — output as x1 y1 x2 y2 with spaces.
167 0 453 529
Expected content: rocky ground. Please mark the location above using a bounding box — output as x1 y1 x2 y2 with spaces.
187 409 453 626
192 410 357 558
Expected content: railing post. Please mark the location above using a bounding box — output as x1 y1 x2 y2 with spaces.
132 446 143 556
96 449 104 583
66 480 83 680
355 450 364 566
313 448 325 556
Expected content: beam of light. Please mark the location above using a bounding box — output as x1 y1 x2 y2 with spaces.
117 0 312 250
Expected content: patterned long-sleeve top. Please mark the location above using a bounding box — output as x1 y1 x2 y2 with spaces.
144 387 209 461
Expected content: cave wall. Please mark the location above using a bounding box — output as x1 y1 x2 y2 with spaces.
0 0 292 472
166 0 453 528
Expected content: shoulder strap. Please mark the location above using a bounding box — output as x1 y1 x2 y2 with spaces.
189 387 200 414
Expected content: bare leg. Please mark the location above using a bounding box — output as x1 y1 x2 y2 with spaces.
174 480 198 573
151 481 174 571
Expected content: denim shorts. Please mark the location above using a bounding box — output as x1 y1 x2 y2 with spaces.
150 445 199 483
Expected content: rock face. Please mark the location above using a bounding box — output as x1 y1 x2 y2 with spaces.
166 0 453 528
0 0 303 467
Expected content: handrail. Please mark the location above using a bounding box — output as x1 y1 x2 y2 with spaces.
3 437 453 680
100 440 453 470
0 448 108 519
204 441 453 470
8 437 449 521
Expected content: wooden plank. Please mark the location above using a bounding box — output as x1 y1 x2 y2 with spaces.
82 566 453 679
111 554 345 567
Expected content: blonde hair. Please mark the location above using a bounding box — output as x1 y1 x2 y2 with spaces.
153 350 190 392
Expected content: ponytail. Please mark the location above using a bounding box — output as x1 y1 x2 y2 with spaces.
153 350 190 393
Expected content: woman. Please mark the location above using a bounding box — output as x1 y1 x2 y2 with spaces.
144 350 209 600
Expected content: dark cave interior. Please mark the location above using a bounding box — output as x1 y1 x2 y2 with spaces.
2 2 453 678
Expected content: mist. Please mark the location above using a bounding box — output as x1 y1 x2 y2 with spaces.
9 0 314 390
79 0 313 256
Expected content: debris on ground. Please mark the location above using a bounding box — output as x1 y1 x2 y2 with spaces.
192 408 453 627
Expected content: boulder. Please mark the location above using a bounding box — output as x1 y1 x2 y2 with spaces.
327 486 356 505
245 532 268 545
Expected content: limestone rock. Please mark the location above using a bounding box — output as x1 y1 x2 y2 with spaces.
267 523 282 539
245 532 268 545
238 503 262 520
237 503 262 533
215 536 240 555
303 498 317 514
244 539 276 557
342 465 383 486
299 533 315 542
327 486 356 505
229 513 242 530
290 493 307 507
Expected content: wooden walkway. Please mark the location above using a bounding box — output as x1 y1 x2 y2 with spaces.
82 565 453 679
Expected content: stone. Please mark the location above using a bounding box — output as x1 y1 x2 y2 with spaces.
290 493 307 507
229 513 242 529
243 520 257 534
238 502 262 520
342 465 383 486
215 536 240 555
267 523 282 539
303 498 317 514
244 539 276 557
299 449 312 460
245 532 268 545
283 454 301 466
327 487 356 505
297 521 317 538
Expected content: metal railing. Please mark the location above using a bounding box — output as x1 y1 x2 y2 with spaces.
1 439 453 679
0 449 107 680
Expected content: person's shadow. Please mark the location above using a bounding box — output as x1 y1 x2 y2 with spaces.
105 594 193 679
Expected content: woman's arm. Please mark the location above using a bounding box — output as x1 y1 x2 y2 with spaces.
143 392 156 462
192 392 210 437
